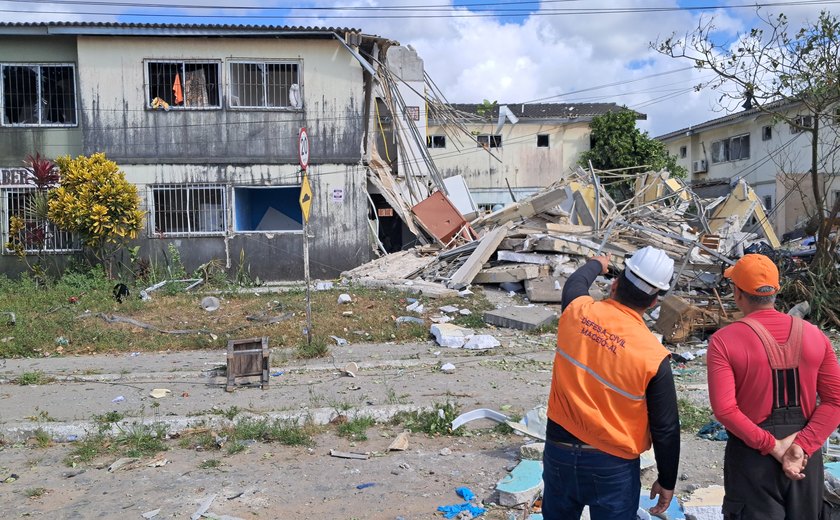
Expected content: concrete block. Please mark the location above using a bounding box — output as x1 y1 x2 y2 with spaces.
483 306 557 331
519 442 545 460
463 334 500 350
430 323 474 348
473 263 540 284
525 275 565 303
496 459 543 506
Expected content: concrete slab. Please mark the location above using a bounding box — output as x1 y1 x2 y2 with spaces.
483 306 557 331
473 264 541 284
496 459 543 506
682 485 724 520
525 275 566 303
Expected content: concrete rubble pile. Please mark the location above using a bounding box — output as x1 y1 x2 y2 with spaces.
343 166 787 345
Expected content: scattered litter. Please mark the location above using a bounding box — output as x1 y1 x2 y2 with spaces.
61 469 85 478
329 449 369 460
406 301 421 312
190 493 217 520
396 316 425 326
55 336 69 346
430 323 475 348
108 457 138 472
439 447 452 456
149 388 172 399
141 509 161 519
1 311 16 325
270 371 284 377
458 289 473 297
66 435 78 442
129 352 140 357
343 362 358 377
200 296 220 312
506 405 548 440
356 482 376 490
496 459 543 507
342 311 353 316
440 363 456 374
697 420 728 441
439 305 459 313
315 281 334 291
338 293 352 304
451 408 510 430
3 474 19 483
330 335 349 346
437 486 486 519
112 395 125 403
788 301 811 319
146 454 168 467
459 308 472 315
388 431 410 451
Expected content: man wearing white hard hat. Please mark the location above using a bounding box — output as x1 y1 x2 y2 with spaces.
542 246 681 520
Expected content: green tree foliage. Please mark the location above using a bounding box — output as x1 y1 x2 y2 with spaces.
49 153 144 274
579 110 686 176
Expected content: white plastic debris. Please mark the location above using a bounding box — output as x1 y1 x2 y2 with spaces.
430 323 475 348
458 289 473 297
440 363 456 374
406 301 421 312
200 296 220 312
315 281 334 291
337 293 352 304
439 305 459 313
459 309 472 316
330 335 348 346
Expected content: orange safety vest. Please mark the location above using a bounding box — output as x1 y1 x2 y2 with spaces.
548 296 668 459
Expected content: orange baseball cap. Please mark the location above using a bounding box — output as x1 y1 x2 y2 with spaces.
723 254 780 296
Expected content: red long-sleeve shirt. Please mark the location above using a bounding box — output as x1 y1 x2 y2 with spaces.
708 309 840 456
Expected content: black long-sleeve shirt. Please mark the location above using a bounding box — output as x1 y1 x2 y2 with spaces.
546 259 681 490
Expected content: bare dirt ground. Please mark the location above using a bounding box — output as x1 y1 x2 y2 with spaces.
0 288 735 519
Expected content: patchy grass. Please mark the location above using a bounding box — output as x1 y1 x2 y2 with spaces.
178 431 218 451
64 434 108 466
25 487 47 499
231 417 316 446
226 442 247 455
113 423 168 458
32 428 52 448
336 416 376 441
0 269 495 358
198 459 222 470
296 336 330 359
392 401 464 436
678 398 713 432
17 371 53 386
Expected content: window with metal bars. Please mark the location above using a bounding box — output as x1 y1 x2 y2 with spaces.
476 134 502 148
150 185 226 236
228 61 301 109
2 189 79 253
146 61 221 109
1 64 77 126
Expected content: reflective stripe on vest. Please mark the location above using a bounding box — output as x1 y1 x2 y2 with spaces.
554 346 646 401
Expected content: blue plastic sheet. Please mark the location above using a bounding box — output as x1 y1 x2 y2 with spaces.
697 420 729 441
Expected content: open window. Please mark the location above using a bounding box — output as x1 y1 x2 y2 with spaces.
1 64 77 126
146 61 220 109
426 135 446 148
234 186 302 232
477 134 502 148
229 61 301 109
711 134 750 163
3 188 78 252
150 184 226 236
537 134 549 148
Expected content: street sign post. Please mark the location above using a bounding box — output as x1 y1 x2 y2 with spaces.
299 128 313 345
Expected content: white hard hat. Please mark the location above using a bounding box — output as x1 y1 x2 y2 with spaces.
624 246 674 294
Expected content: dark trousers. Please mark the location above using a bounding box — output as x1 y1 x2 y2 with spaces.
723 407 824 520
542 440 641 520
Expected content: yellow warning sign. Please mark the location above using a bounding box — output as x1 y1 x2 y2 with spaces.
299 174 313 223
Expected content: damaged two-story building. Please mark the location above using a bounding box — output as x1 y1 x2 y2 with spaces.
0 21 435 280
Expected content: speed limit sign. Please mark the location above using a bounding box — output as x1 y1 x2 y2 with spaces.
299 127 310 170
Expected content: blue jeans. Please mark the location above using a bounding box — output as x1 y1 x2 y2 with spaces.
542 440 641 520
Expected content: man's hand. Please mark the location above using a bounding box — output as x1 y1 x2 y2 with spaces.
649 480 674 515
782 443 808 480
592 254 611 275
769 432 797 463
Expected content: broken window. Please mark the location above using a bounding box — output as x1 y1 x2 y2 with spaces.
1 64 77 126
150 185 226 236
229 61 301 109
762 125 772 141
147 61 220 109
763 195 772 210
679 146 687 158
537 135 549 148
2 188 78 252
477 134 502 148
426 135 446 148
791 115 813 133
234 186 302 232
711 134 749 163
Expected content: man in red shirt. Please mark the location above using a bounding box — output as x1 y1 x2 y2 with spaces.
708 254 840 519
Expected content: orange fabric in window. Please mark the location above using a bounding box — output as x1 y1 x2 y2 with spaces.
173 73 184 105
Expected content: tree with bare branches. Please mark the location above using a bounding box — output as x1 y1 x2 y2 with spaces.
656 10 840 266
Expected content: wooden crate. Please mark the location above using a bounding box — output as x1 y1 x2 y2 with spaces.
226 337 269 392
